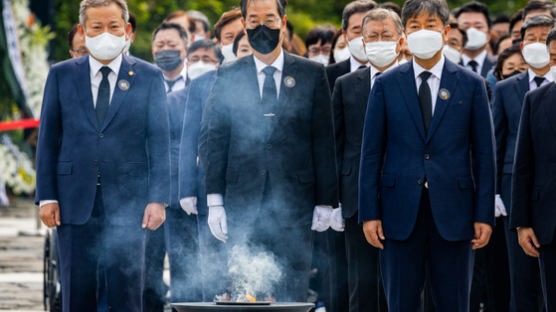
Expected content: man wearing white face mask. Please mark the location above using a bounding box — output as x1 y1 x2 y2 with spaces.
36 0 170 310
332 8 401 312
214 9 244 64
455 1 497 78
360 0 495 310
493 15 554 312
326 0 377 91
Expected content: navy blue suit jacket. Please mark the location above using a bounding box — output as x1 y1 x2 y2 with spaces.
492 72 529 201
510 82 556 245
358 59 496 241
167 86 190 208
35 55 171 225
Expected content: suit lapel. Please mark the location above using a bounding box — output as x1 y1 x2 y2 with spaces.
426 61 459 143
270 52 297 139
541 84 556 137
74 56 99 130
100 55 136 132
398 61 426 141
481 54 494 77
357 68 371 116
514 72 530 104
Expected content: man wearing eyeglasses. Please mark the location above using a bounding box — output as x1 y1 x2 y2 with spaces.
199 0 339 301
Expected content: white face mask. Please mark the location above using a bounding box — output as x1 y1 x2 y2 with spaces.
333 47 351 63
187 61 217 80
310 54 329 66
365 41 398 68
85 32 126 61
552 66 556 82
465 27 488 51
522 42 550 69
442 45 461 64
347 36 367 61
221 43 237 64
407 30 444 60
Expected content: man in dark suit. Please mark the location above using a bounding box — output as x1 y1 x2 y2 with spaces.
199 0 339 301
359 0 495 310
332 7 402 312
36 1 170 311
455 2 497 78
493 15 555 312
326 0 376 90
510 27 556 312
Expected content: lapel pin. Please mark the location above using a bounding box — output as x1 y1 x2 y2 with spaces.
118 79 130 91
438 88 450 101
284 76 296 88
128 71 134 76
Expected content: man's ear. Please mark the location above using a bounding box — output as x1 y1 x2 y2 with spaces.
78 24 85 36
442 24 451 44
241 18 246 30
396 35 405 54
125 23 132 40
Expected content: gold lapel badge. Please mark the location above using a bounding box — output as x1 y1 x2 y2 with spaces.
284 76 296 88
128 71 134 76
438 88 450 101
118 79 130 91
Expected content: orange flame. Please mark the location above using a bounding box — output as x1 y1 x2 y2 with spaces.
246 294 256 303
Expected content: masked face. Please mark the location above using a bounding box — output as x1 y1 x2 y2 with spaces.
502 70 521 80
187 61 217 80
310 54 329 66
522 42 550 69
365 41 398 68
154 50 183 71
85 32 126 61
221 44 237 64
465 27 488 51
407 29 444 60
442 45 462 64
333 47 350 63
246 24 281 55
347 36 367 61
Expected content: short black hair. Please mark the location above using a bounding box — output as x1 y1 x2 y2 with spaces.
510 9 524 33
67 24 79 49
523 0 556 20
493 43 522 80
494 33 511 54
520 15 555 40
240 0 286 19
305 24 337 48
379 2 401 17
401 0 450 27
286 20 294 40
493 14 510 25
454 1 491 28
341 0 377 30
233 31 246 55
547 27 556 46
187 39 224 64
129 12 136 32
152 22 189 46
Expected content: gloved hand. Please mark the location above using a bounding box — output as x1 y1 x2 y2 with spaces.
330 205 345 232
311 205 333 232
180 196 198 215
495 194 507 217
208 205 228 242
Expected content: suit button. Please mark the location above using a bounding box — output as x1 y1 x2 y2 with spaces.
99 133 104 138
417 179 423 185
424 154 430 160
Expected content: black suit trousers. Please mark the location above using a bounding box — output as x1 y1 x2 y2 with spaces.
540 231 556 311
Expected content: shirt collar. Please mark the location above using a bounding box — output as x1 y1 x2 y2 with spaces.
370 61 399 79
413 56 445 81
528 68 554 83
461 49 487 67
254 49 285 74
350 55 369 72
89 54 123 78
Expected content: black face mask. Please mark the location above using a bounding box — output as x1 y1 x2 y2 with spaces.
246 25 281 54
154 50 182 71
502 70 521 80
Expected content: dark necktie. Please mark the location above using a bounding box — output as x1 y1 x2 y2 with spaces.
262 66 278 111
468 60 478 73
419 71 433 133
358 65 367 70
534 76 545 88
96 67 111 127
165 77 183 93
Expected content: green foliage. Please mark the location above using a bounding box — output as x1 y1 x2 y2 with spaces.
52 0 530 62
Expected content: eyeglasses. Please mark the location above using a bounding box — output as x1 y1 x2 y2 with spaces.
246 16 281 29
72 48 88 56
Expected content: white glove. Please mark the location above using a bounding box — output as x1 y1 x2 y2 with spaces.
180 196 198 215
330 205 345 232
208 205 228 242
495 194 507 217
311 205 333 232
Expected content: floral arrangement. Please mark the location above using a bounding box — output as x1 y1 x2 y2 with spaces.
0 135 36 198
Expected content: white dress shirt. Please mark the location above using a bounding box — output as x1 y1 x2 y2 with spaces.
528 68 554 91
413 56 445 115
40 55 124 209
461 50 487 75
163 64 188 93
370 61 398 90
90 54 122 107
350 55 369 73
253 49 285 98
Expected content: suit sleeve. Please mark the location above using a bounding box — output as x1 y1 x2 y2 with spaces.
470 77 496 226
146 70 171 204
492 84 508 195
358 78 387 223
332 78 345 204
510 92 534 229
312 66 339 207
178 82 203 199
199 70 230 195
35 67 61 204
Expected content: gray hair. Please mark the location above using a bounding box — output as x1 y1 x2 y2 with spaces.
187 39 224 64
79 0 129 26
401 0 450 28
341 0 378 30
362 8 403 36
